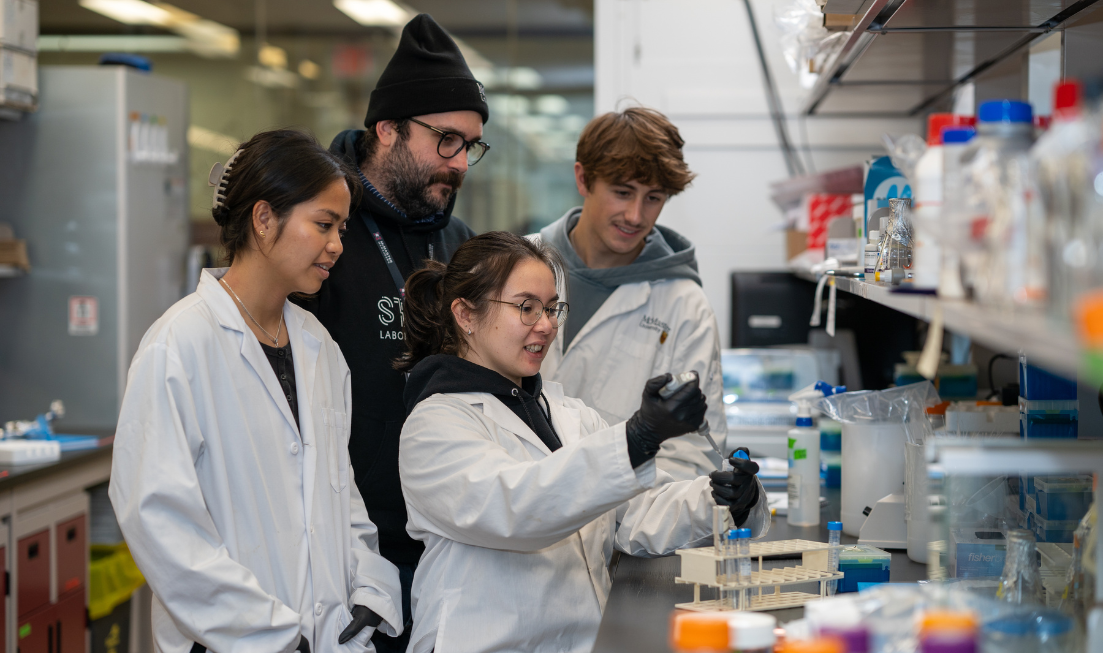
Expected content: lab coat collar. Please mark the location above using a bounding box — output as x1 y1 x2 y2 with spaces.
453 392 557 456
559 281 651 358
198 269 319 440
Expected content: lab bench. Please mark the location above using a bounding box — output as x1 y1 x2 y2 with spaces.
0 438 147 653
591 489 926 653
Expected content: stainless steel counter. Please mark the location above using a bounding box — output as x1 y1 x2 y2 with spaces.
591 489 928 653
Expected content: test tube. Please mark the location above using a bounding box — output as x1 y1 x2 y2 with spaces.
827 521 842 596
721 528 739 609
737 528 752 609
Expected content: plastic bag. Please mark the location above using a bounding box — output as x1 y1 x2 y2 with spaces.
813 381 941 445
773 0 848 89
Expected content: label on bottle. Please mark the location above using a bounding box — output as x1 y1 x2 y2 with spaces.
864 249 878 272
788 473 801 510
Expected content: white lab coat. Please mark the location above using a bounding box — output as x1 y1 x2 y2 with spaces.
542 277 729 480
399 380 759 653
110 269 403 653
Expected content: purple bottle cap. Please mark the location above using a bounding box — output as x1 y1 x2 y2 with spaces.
820 626 870 653
920 634 976 653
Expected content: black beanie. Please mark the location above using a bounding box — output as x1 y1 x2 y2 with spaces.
364 14 489 127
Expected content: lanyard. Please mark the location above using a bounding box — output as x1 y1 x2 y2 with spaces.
362 213 407 299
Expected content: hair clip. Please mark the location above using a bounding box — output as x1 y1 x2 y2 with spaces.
208 148 243 210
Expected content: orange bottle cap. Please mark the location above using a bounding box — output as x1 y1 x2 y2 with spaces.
776 637 845 653
670 612 730 652
920 610 978 635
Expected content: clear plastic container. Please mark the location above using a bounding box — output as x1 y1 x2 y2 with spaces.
737 527 752 609
837 543 891 593
996 529 1043 604
826 521 841 596
958 100 1040 307
1034 476 1092 520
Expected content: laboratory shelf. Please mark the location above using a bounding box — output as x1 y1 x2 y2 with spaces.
804 0 1103 116
826 275 1080 377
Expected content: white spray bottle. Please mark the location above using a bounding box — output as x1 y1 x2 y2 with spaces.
787 381 845 527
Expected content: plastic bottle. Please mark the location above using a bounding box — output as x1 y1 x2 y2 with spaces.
1033 80 1100 321
938 126 976 299
912 114 975 290
669 612 730 653
863 231 879 274
826 521 842 596
787 382 845 527
729 613 777 653
997 529 1043 605
820 625 870 653
737 527 753 609
960 100 1039 306
919 611 979 653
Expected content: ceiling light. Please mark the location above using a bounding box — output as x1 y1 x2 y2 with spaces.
258 44 287 69
79 0 172 26
78 0 238 58
298 60 322 80
334 0 410 27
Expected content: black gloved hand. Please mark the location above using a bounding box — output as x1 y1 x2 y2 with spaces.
625 373 708 468
296 635 310 653
337 605 384 645
710 447 760 527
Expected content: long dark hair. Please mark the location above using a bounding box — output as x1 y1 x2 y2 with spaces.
395 231 564 372
212 129 361 264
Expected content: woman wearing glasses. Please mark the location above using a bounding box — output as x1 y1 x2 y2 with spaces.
394 232 764 653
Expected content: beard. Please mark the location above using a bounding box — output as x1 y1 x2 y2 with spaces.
378 138 465 219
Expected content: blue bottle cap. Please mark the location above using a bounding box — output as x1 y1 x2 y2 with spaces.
728 529 740 540
737 528 752 539
828 521 842 531
733 449 750 460
978 100 1033 124
795 416 814 428
941 127 975 143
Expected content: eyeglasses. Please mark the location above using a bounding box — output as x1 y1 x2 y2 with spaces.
408 118 490 166
488 298 569 327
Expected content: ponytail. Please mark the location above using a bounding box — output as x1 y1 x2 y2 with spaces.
394 231 564 372
396 260 452 371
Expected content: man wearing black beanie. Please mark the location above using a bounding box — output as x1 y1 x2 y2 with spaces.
293 13 488 653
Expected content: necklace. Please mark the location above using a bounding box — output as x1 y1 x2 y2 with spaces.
219 276 283 346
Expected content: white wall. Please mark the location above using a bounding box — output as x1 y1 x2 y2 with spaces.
595 0 919 344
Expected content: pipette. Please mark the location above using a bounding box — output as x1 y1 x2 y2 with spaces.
658 371 726 468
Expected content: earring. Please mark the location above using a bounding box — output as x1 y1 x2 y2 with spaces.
467 328 472 335
259 230 265 237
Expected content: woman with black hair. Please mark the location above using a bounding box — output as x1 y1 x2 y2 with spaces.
396 231 767 653
110 129 403 653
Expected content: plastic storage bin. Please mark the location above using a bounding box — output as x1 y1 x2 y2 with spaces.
1034 476 1092 521
1020 400 1079 439
1034 515 1079 543
837 544 891 593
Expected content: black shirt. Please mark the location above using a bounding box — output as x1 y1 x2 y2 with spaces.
291 129 476 566
261 342 300 431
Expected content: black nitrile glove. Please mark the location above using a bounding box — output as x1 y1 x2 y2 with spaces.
710 447 760 527
625 373 708 468
296 634 310 653
337 605 384 645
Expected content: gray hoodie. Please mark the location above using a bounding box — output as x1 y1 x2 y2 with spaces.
539 207 702 348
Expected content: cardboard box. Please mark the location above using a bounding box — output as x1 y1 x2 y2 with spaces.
786 229 808 261
0 239 29 271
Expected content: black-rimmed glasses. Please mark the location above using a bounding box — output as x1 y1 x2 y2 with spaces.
409 118 490 166
488 298 569 327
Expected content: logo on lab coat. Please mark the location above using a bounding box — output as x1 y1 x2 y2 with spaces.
639 315 670 334
378 295 405 340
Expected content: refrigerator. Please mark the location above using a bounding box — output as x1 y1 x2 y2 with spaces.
0 66 189 430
